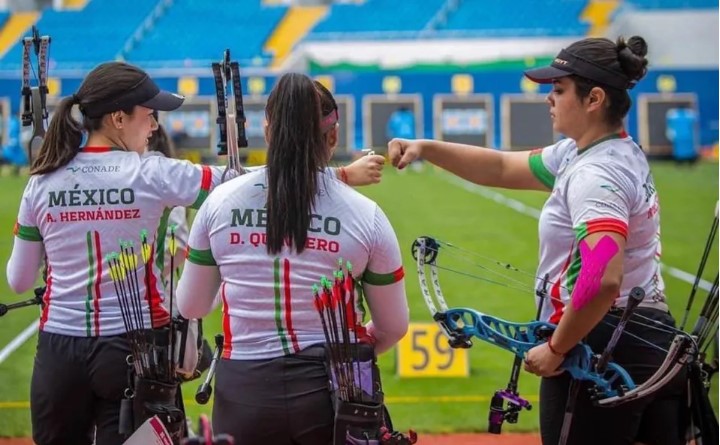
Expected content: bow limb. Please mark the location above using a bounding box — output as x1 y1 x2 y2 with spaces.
213 50 247 182
597 334 697 407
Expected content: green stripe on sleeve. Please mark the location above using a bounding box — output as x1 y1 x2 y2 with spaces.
362 267 404 286
190 189 209 210
528 153 555 189
186 247 216 266
15 224 42 242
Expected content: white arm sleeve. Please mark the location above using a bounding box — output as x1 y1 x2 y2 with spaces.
176 202 222 319
176 262 221 319
6 238 44 294
7 179 45 294
361 207 409 354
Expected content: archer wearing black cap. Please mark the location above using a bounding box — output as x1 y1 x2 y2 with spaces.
4 61 239 445
388 36 687 445
6 61 397 445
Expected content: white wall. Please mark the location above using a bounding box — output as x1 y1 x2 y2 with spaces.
606 9 718 68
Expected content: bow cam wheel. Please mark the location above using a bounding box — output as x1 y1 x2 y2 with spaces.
411 236 439 264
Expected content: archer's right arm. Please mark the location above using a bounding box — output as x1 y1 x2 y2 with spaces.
362 206 409 354
388 138 565 192
6 179 44 293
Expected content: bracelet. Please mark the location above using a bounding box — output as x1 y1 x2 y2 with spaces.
547 336 566 357
339 166 349 184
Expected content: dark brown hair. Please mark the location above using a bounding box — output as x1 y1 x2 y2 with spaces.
568 36 649 127
30 62 146 175
314 80 338 120
265 73 327 254
147 119 177 159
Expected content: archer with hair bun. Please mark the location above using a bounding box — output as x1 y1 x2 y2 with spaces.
389 35 687 445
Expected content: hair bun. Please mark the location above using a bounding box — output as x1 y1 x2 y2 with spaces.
616 35 649 82
624 36 648 58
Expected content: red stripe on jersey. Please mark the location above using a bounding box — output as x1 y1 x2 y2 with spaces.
221 283 233 359
284 259 300 353
200 166 212 191
146 243 170 328
39 265 52 330
93 231 102 336
586 218 628 239
549 251 574 325
81 146 113 153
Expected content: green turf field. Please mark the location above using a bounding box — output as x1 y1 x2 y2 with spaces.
0 161 717 437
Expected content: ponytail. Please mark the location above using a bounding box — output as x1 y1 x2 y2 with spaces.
30 96 84 175
265 73 327 254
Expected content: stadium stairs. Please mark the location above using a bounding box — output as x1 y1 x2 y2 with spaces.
265 5 328 68
0 11 38 58
580 0 621 36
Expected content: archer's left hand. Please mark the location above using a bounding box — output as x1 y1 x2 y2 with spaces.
523 343 565 377
343 154 385 186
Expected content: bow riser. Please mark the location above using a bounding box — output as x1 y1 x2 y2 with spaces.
438 307 636 399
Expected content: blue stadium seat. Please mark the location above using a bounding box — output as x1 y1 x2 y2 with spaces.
439 0 588 37
309 0 447 38
0 12 9 30
307 0 588 39
127 0 287 67
624 0 717 9
0 0 158 70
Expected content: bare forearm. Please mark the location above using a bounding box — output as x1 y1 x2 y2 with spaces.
419 140 507 186
420 140 543 190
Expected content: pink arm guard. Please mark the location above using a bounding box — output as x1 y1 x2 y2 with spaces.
571 235 619 311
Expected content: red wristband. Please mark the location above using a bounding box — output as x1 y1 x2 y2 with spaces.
339 167 348 184
547 336 566 357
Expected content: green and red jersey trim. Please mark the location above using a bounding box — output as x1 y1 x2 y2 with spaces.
13 221 42 241
191 166 213 209
362 266 404 286
273 257 300 355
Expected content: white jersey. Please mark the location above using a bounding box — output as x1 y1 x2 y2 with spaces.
528 133 666 323
186 168 404 360
13 146 227 336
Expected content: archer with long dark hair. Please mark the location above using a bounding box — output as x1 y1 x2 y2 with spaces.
177 73 409 444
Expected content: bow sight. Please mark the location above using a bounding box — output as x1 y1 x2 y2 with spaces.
212 49 247 179
20 25 51 164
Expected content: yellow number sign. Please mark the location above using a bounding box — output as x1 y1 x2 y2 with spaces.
396 322 469 378
246 149 267 166
179 150 201 164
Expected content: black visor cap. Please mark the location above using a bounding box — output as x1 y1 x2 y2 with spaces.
524 49 635 90
82 75 185 118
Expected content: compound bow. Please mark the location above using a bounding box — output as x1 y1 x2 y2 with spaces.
21 25 50 164
0 27 52 318
410 235 700 437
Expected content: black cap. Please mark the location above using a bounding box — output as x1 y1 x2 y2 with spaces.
524 49 636 90
82 75 185 118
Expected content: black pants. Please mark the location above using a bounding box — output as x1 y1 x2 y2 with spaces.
31 330 132 445
212 345 334 445
539 308 687 445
